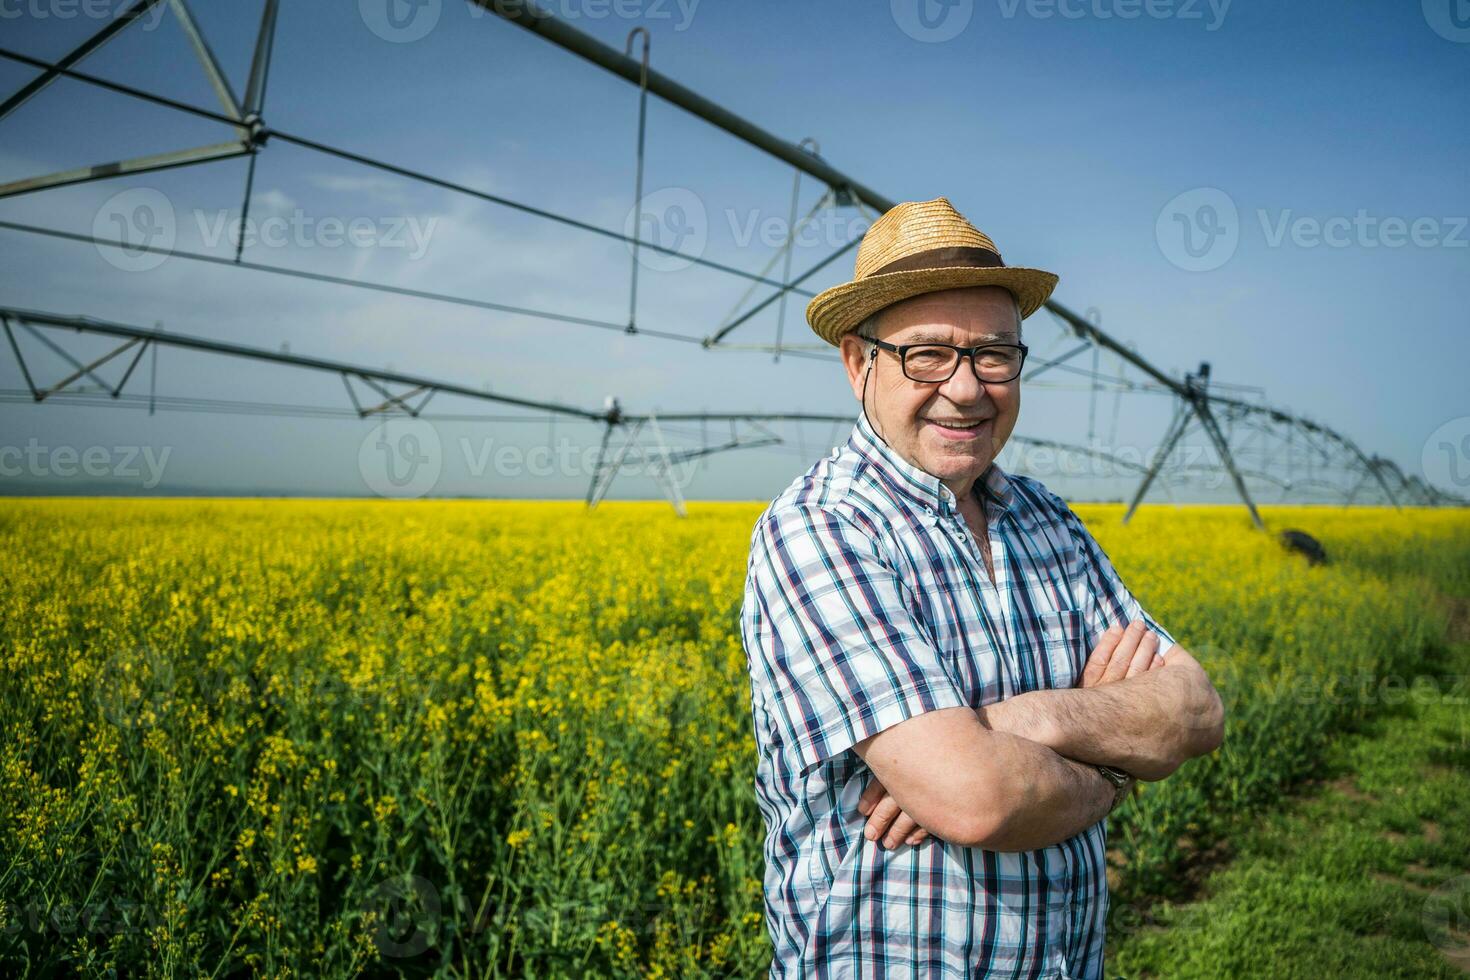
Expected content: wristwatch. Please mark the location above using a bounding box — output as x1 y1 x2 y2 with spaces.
1094 764 1134 812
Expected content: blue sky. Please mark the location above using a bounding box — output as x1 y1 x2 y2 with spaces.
0 0 1465 502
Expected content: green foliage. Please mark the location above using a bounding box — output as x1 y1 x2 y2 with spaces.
1109 616 1470 978
1 500 1466 977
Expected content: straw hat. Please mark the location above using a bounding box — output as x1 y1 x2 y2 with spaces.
805 197 1059 346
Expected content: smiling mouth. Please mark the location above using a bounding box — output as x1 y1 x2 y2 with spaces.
924 417 991 432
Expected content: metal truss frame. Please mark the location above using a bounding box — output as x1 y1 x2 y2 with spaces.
0 1 1459 515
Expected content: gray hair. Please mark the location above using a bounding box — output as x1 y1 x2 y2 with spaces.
852 292 1022 349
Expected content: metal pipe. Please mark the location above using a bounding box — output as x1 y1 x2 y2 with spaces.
471 0 893 212
476 0 1191 399
0 0 167 121
1 307 608 421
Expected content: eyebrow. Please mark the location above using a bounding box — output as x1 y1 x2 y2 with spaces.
897 330 1018 345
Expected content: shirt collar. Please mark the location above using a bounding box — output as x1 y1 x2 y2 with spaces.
848 408 1015 519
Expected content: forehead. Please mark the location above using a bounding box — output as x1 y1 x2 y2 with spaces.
879 287 1020 344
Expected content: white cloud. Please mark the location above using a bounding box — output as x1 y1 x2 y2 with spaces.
250 188 296 214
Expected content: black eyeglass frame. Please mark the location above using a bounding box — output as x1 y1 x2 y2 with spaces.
867 338 1030 384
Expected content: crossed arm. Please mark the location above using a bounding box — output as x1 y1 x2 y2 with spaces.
851 620 1226 852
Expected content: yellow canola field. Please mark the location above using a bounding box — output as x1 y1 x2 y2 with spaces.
2 499 1467 977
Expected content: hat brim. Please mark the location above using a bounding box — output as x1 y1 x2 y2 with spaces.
805 266 1060 347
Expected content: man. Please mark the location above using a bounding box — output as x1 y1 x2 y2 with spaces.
739 197 1225 978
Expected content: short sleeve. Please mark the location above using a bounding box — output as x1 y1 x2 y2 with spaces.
740 502 969 777
1053 497 1178 660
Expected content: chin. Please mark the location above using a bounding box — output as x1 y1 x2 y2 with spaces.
920 448 991 482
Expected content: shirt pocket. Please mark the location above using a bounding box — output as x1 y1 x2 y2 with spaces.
1032 607 1088 690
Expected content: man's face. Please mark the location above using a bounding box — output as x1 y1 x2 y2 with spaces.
840 285 1022 497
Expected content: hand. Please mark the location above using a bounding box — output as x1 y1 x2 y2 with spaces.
1080 619 1164 688
857 775 930 849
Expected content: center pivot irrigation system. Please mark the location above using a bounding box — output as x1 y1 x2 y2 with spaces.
0 0 1459 519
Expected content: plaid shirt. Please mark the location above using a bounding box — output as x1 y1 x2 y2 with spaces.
739 409 1176 979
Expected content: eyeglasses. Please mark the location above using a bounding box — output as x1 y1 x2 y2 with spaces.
868 338 1029 384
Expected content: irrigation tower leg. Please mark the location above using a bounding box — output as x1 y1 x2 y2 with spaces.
1123 399 1192 525
586 420 615 507
1366 459 1401 510
1193 397 1266 530
646 412 686 517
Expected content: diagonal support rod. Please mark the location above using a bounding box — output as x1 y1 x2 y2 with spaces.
0 141 250 200
773 138 822 362
168 0 244 122
2 315 41 399
1192 395 1266 530
587 419 644 509
585 419 617 507
623 27 649 335
0 0 168 122
110 337 152 397
705 232 856 347
1022 341 1093 383
355 375 431 417
243 0 280 119
20 322 115 390
1123 400 1192 525
645 412 686 516
32 336 144 401
235 0 281 262
17 320 150 399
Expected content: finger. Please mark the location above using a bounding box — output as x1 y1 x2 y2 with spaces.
1081 625 1126 687
1149 652 1166 671
1125 630 1160 678
906 829 930 846
1102 620 1147 683
858 777 885 816
883 812 922 850
864 794 902 843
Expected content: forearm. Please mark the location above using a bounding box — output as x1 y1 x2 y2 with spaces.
981 662 1224 780
855 706 1117 851
968 729 1117 851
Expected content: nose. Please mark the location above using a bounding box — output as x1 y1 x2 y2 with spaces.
937 355 989 406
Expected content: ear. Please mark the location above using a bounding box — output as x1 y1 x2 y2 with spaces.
839 334 872 402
